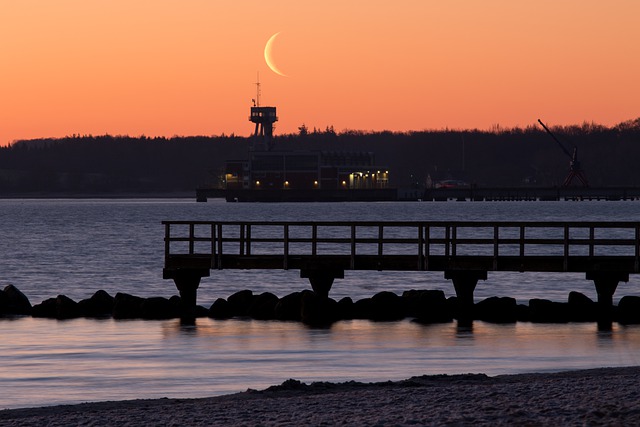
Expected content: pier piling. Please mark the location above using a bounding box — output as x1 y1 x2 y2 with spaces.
301 269 344 298
164 269 209 322
587 271 629 311
445 270 488 307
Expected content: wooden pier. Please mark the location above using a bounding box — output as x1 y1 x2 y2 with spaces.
163 221 640 319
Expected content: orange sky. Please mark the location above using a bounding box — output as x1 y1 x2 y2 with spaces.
1 0 638 145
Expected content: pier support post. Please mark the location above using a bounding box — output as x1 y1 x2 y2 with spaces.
445 271 487 322
586 271 629 311
301 269 344 298
164 269 209 322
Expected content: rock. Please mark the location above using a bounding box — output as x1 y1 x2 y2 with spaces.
78 290 115 318
618 296 640 324
567 291 597 322
140 297 178 320
168 295 208 318
227 290 255 317
195 305 209 318
0 290 9 315
369 291 405 321
475 297 518 323
248 292 279 320
169 295 182 313
2 284 32 315
516 304 530 321
31 298 58 318
353 298 373 319
529 298 569 323
274 292 303 321
209 298 233 319
32 295 80 319
55 295 81 319
113 293 145 319
409 290 452 324
300 291 339 326
402 289 424 317
337 297 354 320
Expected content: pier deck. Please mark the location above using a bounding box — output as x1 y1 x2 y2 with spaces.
163 221 640 318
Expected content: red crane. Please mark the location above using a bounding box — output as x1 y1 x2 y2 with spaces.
537 119 589 187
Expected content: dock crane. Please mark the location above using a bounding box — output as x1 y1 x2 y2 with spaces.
537 119 589 187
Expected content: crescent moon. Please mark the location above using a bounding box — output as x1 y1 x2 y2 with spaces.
264 32 288 77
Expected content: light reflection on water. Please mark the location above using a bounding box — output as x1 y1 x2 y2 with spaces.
2 317 640 409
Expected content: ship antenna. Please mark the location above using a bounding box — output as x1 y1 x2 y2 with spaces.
255 72 261 107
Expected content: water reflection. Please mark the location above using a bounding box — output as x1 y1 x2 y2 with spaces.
4 316 640 409
597 319 614 332
455 321 474 340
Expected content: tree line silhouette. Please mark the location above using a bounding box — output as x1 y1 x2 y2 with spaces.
0 118 639 195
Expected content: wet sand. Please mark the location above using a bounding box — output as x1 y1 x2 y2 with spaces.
2 367 640 426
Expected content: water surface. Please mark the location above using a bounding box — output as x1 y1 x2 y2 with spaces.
1 199 640 409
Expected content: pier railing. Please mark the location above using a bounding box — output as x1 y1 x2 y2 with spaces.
163 221 640 274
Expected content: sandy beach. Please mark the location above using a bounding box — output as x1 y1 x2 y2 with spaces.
1 367 639 426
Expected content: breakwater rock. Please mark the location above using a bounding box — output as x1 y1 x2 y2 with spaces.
1 284 638 325
0 285 32 315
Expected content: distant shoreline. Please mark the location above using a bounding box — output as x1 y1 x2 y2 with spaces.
0 192 195 199
1 366 639 426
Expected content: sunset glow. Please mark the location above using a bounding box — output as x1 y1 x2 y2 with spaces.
1 1 638 145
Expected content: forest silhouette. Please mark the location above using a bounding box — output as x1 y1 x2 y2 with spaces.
1 118 639 196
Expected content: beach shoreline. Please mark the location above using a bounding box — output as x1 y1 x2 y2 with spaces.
2 366 639 426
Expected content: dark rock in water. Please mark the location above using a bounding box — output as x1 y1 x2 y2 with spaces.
353 298 373 319
407 290 452 324
55 295 81 319
32 298 58 318
209 298 233 319
567 291 597 322
195 305 209 318
113 293 145 319
249 292 279 320
0 290 9 315
300 291 339 326
141 297 178 320
337 297 354 320
78 290 115 318
2 284 32 315
446 296 471 322
33 295 81 319
169 295 182 312
618 296 640 324
529 298 569 323
516 304 530 322
370 291 405 321
227 290 255 317
274 292 303 321
401 290 419 317
475 296 518 323
169 295 208 318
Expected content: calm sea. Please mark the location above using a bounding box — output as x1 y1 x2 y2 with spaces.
1 199 640 409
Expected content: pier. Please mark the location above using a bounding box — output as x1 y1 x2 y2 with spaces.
163 221 640 319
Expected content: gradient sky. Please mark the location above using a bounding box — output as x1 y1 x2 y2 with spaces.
1 0 638 145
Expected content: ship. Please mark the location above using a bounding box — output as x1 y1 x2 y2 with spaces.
196 93 397 202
